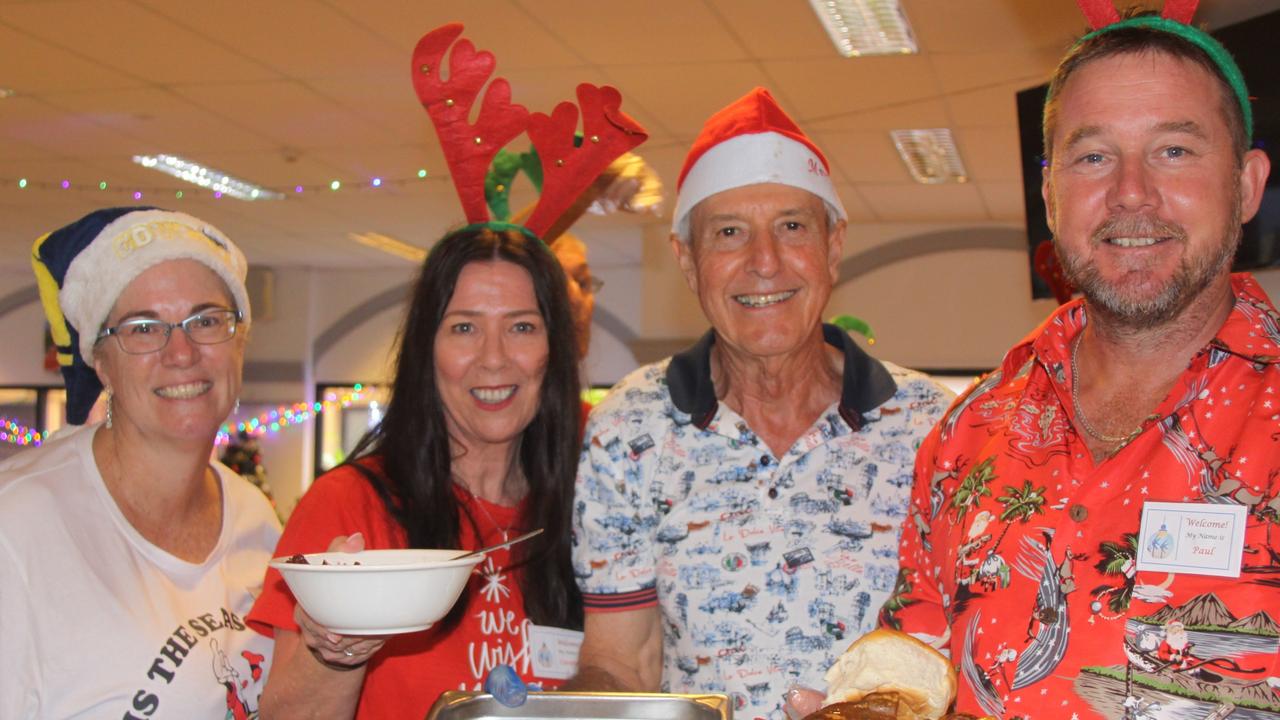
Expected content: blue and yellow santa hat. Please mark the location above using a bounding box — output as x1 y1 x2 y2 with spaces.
31 207 251 425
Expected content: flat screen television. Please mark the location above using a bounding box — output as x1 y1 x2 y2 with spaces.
1018 10 1280 300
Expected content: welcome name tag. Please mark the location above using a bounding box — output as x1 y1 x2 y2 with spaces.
1135 501 1247 578
528 624 583 680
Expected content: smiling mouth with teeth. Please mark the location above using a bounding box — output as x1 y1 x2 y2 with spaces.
733 290 797 308
1107 237 1165 248
154 381 212 399
471 386 517 404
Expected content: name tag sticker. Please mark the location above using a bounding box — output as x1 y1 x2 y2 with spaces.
1135 501 1247 578
528 624 583 680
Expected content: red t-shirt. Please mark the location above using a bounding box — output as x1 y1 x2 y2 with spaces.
885 275 1280 719
247 460 562 719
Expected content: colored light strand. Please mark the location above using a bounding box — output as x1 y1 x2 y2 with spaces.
4 171 437 200
214 387 367 446
0 417 44 447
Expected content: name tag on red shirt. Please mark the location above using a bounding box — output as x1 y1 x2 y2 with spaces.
1136 501 1247 578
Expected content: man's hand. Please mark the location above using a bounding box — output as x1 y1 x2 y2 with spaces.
562 606 662 691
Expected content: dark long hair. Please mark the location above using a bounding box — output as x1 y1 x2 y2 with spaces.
346 226 582 629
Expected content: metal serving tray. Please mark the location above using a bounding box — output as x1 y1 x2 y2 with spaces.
425 691 733 719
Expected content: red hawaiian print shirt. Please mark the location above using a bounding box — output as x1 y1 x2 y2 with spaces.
885 274 1280 719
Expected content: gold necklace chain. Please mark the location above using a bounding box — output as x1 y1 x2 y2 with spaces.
1069 333 1145 445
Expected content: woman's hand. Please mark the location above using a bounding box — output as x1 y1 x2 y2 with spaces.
293 533 388 669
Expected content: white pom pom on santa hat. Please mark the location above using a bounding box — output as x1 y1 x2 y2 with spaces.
671 87 846 239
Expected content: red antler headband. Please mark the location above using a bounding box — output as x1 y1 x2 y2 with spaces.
1075 0 1196 28
411 23 648 240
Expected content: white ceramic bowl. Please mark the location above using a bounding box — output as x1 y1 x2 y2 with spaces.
269 549 483 635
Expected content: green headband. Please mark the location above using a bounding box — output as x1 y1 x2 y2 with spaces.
1064 15 1253 141
443 221 547 249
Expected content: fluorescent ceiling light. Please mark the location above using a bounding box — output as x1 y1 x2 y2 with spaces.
132 154 282 200
890 129 968 184
808 0 918 57
347 232 427 263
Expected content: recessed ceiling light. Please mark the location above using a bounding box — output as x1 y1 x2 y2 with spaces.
0 87 16 99
890 129 968 184
132 154 282 201
808 0 918 57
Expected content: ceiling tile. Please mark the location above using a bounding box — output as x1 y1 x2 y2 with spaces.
172 81 387 150
832 183 878 224
906 0 1081 54
977 180 1029 222
0 0 281 85
138 0 402 81
815 130 912 185
0 21 142 94
322 0 582 68
805 99 951 133
856 181 989 222
522 0 746 65
603 62 768 138
39 87 276 154
703 0 836 60
763 55 941 127
930 48 1061 95
945 82 1027 129
0 95 144 159
952 127 1022 182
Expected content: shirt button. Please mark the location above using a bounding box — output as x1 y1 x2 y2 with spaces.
767 487 778 499
1069 504 1088 522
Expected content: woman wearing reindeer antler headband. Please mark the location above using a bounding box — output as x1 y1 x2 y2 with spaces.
245 24 646 718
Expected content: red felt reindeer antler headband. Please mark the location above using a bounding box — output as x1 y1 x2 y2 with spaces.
1075 0 1196 28
411 23 648 242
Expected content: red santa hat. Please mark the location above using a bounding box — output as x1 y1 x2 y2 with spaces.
672 87 846 239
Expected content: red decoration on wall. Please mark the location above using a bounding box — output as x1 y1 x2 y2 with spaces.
1034 239 1076 305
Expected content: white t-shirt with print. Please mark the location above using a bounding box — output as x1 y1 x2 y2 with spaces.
0 423 280 719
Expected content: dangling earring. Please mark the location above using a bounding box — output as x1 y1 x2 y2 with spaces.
105 390 113 429
233 398 241 415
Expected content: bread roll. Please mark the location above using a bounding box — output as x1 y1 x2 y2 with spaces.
818 629 957 720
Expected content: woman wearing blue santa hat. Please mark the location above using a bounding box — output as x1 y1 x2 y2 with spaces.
0 207 280 718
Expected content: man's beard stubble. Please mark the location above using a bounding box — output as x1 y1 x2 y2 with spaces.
1054 200 1241 329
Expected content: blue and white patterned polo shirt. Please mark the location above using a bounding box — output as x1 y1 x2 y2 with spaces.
573 325 953 719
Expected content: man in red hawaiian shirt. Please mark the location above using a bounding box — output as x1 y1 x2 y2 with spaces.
884 6 1279 719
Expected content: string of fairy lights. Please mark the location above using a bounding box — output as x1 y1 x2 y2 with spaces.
2 171 438 201
0 386 368 448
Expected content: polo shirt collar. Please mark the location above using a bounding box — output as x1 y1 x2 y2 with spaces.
665 323 898 431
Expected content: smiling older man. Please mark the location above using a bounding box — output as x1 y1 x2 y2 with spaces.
565 88 953 719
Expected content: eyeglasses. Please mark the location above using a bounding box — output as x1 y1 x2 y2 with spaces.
576 274 604 294
97 309 242 355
